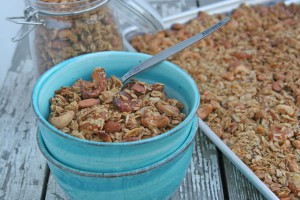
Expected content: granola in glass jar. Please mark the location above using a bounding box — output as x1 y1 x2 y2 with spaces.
29 0 123 74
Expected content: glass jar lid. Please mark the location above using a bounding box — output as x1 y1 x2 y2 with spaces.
8 0 164 41
26 0 164 32
114 0 164 33
26 0 109 16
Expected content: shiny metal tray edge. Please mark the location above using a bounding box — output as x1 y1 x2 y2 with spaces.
123 1 299 199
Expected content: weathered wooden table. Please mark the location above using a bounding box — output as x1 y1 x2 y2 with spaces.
0 1 267 199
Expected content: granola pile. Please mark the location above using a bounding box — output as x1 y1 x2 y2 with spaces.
130 3 300 199
48 68 185 142
33 0 123 74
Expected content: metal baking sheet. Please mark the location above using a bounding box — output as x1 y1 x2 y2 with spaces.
123 0 300 50
199 119 278 200
123 1 300 199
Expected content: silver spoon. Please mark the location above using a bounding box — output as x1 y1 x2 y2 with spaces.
121 16 230 83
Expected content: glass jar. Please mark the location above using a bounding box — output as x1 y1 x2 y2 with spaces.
26 0 123 74
9 0 164 75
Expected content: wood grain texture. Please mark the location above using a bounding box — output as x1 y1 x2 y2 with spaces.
222 155 266 200
0 56 46 200
171 130 224 200
45 174 68 200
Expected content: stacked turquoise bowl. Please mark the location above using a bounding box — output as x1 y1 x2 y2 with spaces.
32 51 200 200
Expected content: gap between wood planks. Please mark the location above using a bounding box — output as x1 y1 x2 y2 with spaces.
217 149 230 200
40 166 50 200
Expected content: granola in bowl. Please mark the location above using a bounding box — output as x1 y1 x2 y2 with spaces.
48 67 185 142
130 2 300 199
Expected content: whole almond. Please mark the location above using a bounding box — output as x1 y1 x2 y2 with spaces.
78 98 100 109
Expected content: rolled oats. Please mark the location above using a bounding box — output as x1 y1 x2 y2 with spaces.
131 3 300 199
32 0 123 74
48 67 186 143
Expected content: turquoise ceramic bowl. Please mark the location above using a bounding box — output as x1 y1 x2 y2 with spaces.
37 116 198 200
32 51 200 173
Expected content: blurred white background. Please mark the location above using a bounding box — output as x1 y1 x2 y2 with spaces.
0 2 25 87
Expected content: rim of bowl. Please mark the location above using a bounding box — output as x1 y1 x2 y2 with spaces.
37 116 198 177
32 51 200 147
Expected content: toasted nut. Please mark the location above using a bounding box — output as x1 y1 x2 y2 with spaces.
223 40 232 48
92 68 107 91
282 139 291 148
141 112 170 129
234 64 250 74
131 83 146 94
103 121 122 133
156 101 180 117
256 125 266 135
151 83 164 91
100 90 117 103
223 72 235 81
49 111 74 129
272 81 282 92
171 23 185 30
75 80 102 99
98 131 112 142
78 98 100 109
290 174 300 192
79 118 104 133
289 160 300 172
113 91 142 112
292 140 300 149
254 110 267 120
55 94 68 103
197 104 213 120
273 73 285 81
257 73 268 81
231 52 252 59
268 125 288 142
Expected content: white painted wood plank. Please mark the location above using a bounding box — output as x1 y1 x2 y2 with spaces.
46 174 68 200
0 1 25 89
171 130 224 200
0 56 47 200
222 156 266 200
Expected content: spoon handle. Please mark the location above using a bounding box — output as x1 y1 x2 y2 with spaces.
121 16 230 83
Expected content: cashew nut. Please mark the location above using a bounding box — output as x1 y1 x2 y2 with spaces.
49 111 74 129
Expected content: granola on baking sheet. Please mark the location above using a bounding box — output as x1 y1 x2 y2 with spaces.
130 3 300 199
48 68 185 142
